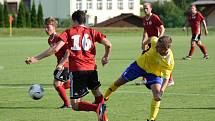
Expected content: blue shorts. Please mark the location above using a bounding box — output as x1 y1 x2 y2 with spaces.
121 61 162 89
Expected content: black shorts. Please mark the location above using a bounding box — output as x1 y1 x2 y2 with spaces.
53 67 69 82
69 70 101 99
191 34 201 41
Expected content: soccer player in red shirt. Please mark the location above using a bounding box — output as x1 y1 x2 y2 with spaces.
26 10 111 121
25 17 71 108
136 3 174 86
183 5 209 60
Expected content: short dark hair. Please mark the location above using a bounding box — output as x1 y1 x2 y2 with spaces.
72 10 86 24
158 36 172 49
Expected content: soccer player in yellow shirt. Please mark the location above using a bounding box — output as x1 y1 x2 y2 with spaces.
104 36 174 121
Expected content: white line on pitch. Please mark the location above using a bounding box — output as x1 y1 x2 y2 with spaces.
117 90 215 97
0 86 215 97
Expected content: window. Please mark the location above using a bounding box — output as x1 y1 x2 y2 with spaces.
128 0 134 9
107 0 112 10
117 0 123 10
97 0 102 10
87 0 92 9
76 0 82 9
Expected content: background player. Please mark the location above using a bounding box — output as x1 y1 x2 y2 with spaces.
25 17 71 108
136 3 174 86
104 36 174 121
183 5 209 60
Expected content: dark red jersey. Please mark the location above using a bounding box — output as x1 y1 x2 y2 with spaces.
48 34 69 67
58 25 106 71
142 14 164 37
188 12 204 34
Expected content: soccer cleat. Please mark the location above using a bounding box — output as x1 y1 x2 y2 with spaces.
104 97 109 101
203 55 209 60
135 79 147 85
58 104 72 109
96 103 108 121
182 56 191 60
168 79 174 87
147 119 155 121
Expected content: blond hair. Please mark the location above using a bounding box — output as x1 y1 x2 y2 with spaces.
44 17 58 27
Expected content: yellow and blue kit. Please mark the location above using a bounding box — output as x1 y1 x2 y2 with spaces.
121 37 174 88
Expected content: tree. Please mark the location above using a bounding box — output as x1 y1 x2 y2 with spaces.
172 0 196 10
31 0 38 28
37 2 44 28
17 0 26 28
3 2 9 27
25 8 31 27
152 1 185 28
0 3 4 27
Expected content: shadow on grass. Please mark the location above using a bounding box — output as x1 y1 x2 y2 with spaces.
161 107 215 110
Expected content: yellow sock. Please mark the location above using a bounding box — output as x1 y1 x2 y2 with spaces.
104 83 119 101
149 99 160 120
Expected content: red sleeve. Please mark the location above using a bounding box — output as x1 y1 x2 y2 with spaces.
154 15 164 27
58 29 69 43
92 29 106 43
198 12 204 22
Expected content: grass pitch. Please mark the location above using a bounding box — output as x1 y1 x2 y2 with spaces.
0 28 215 121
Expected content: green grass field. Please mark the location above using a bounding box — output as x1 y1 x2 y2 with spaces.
0 28 215 121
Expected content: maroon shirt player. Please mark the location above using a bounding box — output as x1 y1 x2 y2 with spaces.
141 3 165 51
183 5 209 60
136 3 174 86
25 17 71 108
26 10 111 121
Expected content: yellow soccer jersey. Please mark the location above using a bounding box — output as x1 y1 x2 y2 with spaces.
136 37 174 79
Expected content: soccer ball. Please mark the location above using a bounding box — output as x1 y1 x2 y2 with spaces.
28 84 44 100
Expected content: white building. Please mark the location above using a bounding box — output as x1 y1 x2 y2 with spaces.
33 0 140 25
1 0 140 25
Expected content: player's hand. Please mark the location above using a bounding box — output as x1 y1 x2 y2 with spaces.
25 57 39 64
101 56 109 66
205 30 208 36
160 90 164 97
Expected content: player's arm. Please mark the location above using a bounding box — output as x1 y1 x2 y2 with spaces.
202 20 208 36
183 18 189 31
56 50 69 70
160 70 172 95
158 25 165 38
25 41 65 64
141 30 149 51
99 38 112 66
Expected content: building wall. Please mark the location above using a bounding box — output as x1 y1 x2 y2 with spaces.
34 0 70 19
34 0 140 25
207 10 215 26
83 0 140 25
0 0 20 4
